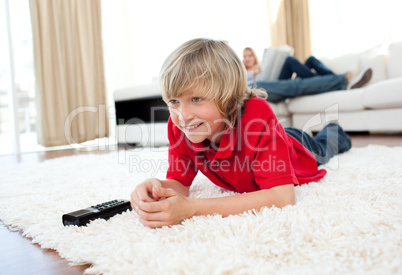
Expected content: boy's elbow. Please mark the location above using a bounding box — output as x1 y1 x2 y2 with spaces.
284 187 295 206
286 195 295 206
279 192 295 208
272 183 295 208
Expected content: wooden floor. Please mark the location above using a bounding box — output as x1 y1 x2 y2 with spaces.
1 133 401 275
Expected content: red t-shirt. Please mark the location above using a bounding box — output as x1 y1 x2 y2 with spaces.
166 96 326 192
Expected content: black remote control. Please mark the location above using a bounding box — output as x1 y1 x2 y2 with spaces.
62 199 132 226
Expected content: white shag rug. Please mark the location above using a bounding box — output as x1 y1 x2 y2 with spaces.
1 145 402 274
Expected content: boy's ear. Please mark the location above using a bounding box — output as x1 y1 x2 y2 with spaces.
228 98 243 112
226 99 236 110
221 100 235 122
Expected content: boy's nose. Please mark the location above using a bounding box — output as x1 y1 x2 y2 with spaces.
179 104 194 121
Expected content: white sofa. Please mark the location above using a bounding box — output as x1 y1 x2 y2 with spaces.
284 41 402 133
113 41 402 146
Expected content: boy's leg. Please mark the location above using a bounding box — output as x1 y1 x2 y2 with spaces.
278 56 316 80
304 56 334 76
284 127 324 158
285 123 352 165
313 123 352 165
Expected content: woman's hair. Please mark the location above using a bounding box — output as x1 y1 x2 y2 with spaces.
243 47 259 66
160 38 266 128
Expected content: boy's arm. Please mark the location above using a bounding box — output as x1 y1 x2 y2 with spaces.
192 184 294 217
136 183 295 228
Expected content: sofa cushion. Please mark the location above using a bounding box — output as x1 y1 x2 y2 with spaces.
320 53 360 79
292 108 402 132
287 89 365 113
362 77 402 109
388 41 402 78
268 101 291 116
360 54 388 85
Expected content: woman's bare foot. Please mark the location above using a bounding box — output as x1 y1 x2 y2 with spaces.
345 72 353 81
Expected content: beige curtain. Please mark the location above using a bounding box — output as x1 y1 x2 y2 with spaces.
267 0 311 62
29 0 108 147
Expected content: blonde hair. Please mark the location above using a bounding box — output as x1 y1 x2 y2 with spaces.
160 38 266 128
243 47 259 66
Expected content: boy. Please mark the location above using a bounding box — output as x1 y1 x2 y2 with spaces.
130 38 351 228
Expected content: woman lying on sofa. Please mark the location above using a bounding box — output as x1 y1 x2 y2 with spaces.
243 47 373 103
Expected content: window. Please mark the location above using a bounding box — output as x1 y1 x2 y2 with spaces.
0 0 39 155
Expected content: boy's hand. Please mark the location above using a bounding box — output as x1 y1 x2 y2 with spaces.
130 178 163 211
136 187 195 228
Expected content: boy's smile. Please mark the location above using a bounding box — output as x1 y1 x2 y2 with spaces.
182 122 203 131
168 90 227 145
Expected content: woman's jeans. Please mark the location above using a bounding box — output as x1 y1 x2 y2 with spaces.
278 56 334 80
285 123 352 166
252 74 347 103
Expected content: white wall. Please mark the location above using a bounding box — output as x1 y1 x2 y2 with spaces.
309 0 402 58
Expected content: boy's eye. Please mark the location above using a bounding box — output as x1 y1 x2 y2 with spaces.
192 97 202 103
168 99 178 105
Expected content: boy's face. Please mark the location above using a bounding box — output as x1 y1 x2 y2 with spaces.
167 89 227 145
